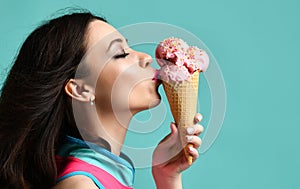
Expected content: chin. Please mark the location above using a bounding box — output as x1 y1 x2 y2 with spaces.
148 97 161 108
146 90 161 108
129 83 162 113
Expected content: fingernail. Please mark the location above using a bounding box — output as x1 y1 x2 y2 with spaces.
197 114 202 121
187 127 195 134
195 114 202 122
189 147 196 153
186 135 193 142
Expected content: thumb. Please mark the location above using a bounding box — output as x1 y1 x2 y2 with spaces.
170 122 178 139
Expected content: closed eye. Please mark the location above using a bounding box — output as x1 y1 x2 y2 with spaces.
114 50 129 59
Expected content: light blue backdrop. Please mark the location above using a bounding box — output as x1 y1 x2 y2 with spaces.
1 0 299 188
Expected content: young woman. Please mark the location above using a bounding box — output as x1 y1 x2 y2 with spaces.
0 12 204 189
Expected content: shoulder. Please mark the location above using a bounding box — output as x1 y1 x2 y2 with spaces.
51 175 98 189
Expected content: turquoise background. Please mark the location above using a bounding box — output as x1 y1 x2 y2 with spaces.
1 0 299 188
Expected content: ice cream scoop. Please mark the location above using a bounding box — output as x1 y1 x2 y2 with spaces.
155 37 189 67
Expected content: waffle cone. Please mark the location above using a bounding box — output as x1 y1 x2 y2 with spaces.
162 71 200 165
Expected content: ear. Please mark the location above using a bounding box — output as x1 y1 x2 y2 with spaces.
64 79 95 103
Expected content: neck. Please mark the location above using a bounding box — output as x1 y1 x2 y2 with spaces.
72 102 134 156
96 111 132 155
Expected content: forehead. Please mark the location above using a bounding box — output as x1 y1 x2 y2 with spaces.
85 20 123 50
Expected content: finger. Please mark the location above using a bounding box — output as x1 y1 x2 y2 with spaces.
186 124 204 136
160 122 178 145
193 113 203 124
158 122 175 144
170 122 178 136
188 146 199 161
186 135 202 148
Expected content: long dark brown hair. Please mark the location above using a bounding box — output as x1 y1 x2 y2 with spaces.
0 11 106 188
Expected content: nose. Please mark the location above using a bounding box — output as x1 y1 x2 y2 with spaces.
138 52 152 68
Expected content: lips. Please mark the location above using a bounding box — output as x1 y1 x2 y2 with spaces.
151 69 162 88
152 69 161 81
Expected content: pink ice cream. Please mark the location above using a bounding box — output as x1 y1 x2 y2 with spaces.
155 37 209 83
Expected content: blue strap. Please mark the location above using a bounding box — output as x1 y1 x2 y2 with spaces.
56 171 105 189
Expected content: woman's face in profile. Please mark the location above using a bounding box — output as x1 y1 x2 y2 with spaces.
82 20 161 114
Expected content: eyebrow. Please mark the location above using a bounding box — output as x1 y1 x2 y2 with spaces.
106 38 128 52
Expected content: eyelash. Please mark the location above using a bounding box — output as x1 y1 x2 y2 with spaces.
114 50 130 59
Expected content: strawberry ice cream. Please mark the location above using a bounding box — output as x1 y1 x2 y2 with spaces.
155 37 209 84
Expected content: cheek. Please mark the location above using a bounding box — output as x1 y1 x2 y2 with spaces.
95 64 122 103
95 63 135 108
94 62 160 111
